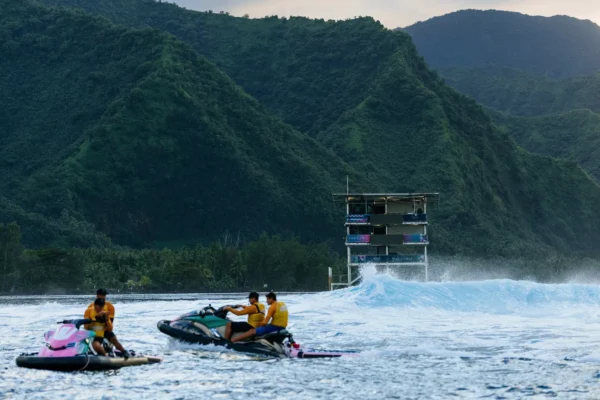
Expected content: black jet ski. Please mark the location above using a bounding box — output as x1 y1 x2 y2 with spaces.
158 305 346 358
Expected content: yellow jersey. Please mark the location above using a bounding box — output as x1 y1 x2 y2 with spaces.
84 307 107 338
271 301 288 328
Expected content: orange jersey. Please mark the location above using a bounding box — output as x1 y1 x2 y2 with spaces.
87 300 115 321
84 307 107 337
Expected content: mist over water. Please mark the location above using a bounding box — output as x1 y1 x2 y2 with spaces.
426 256 600 284
2 266 600 399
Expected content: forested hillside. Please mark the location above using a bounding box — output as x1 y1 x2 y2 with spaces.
3 0 600 263
434 67 600 182
41 0 414 137
402 10 600 188
440 67 600 117
1 0 365 247
492 109 600 181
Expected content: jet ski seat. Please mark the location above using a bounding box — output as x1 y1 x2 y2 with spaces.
191 321 216 338
233 329 290 345
255 329 290 341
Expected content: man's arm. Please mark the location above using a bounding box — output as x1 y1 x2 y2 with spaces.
227 305 257 316
258 304 276 327
108 303 115 322
104 313 113 332
83 308 92 330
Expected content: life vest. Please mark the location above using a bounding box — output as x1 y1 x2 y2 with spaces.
247 302 265 328
271 301 288 328
87 300 115 322
87 306 108 338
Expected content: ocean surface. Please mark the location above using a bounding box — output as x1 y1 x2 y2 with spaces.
2 266 600 399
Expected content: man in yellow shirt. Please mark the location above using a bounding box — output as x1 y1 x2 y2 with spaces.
90 288 115 322
223 291 265 340
84 298 113 356
231 292 288 343
86 288 130 358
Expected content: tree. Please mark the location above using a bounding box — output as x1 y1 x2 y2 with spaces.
0 222 23 292
139 275 152 289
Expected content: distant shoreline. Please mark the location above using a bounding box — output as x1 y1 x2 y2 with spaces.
0 290 321 297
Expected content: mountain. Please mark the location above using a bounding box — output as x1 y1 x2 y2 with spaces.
40 0 411 138
403 10 600 78
1 0 363 247
6 0 600 259
402 10 600 185
440 67 600 117
437 67 600 182
492 109 600 181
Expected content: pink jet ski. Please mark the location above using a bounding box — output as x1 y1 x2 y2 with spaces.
16 319 161 371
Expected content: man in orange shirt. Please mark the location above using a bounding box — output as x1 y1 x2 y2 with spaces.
87 288 130 358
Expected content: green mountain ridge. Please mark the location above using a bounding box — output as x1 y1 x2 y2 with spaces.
404 9 600 78
493 109 600 181
1 0 364 247
439 66 600 117
436 67 600 182
320 48 600 256
401 10 600 188
40 0 412 138
4 0 600 259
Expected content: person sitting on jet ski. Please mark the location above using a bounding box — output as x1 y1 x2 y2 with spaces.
230 292 288 343
223 291 265 340
88 289 115 323
84 294 131 358
84 298 113 356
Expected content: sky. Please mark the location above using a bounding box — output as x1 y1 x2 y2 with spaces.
170 0 600 28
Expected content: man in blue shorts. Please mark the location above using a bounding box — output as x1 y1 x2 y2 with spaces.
230 292 288 342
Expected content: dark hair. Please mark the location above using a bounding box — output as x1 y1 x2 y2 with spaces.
266 292 277 300
96 288 108 296
248 291 259 300
94 298 105 307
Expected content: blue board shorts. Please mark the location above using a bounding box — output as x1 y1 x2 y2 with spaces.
255 324 284 336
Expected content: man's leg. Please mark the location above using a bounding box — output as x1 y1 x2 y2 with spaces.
228 322 254 341
106 331 130 358
230 328 256 343
108 336 126 352
92 339 106 356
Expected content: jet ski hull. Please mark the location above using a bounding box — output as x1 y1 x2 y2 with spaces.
294 351 344 358
157 319 217 346
157 319 289 358
16 353 162 371
16 319 163 371
158 306 353 359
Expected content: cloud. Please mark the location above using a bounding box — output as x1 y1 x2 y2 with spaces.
170 0 600 27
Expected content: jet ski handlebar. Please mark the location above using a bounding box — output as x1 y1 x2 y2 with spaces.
57 319 93 329
181 304 248 320
214 305 238 319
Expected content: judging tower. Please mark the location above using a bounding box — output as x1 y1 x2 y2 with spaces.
331 193 439 289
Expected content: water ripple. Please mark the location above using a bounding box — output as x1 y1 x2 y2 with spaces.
2 273 600 398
